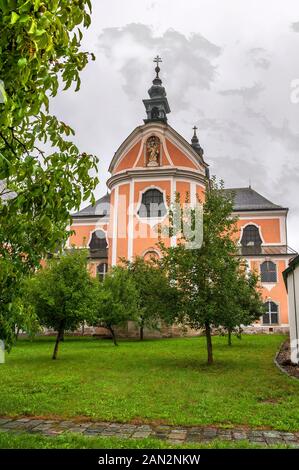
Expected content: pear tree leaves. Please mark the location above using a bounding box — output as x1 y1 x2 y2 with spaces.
0 1 98 348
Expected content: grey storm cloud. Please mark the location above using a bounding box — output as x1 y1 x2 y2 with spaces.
246 107 299 153
248 48 271 69
291 21 299 32
97 24 221 109
196 118 252 148
208 154 267 190
218 82 264 102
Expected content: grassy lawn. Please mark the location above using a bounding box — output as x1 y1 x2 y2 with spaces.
1 335 299 431
0 432 292 449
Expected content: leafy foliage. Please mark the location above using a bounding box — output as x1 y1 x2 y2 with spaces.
25 249 94 359
91 267 138 346
124 257 180 340
10 294 41 341
217 268 264 345
0 1 98 348
0 259 19 349
160 178 264 364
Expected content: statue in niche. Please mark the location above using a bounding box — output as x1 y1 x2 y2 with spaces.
146 136 160 167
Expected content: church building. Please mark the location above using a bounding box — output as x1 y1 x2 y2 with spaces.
70 57 297 333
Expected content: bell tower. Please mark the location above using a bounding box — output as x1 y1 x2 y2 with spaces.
143 56 171 123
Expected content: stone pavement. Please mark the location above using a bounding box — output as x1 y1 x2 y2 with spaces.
0 417 298 447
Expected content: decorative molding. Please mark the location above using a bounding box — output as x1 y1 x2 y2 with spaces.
86 227 109 251
107 167 206 190
238 221 265 246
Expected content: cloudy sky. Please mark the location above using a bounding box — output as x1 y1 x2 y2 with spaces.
52 0 299 250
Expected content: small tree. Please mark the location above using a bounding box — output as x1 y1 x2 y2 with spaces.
124 257 180 340
160 178 264 365
216 266 264 346
11 297 41 341
91 267 138 346
26 249 94 359
0 258 19 350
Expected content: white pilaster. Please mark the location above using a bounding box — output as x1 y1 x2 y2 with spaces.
128 180 134 261
171 177 177 248
112 186 119 266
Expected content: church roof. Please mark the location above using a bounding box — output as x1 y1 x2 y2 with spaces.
72 193 110 218
223 187 288 212
72 187 286 220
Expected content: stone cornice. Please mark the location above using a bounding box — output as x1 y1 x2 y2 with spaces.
107 167 207 190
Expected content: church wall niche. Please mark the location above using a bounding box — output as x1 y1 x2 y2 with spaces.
145 135 161 167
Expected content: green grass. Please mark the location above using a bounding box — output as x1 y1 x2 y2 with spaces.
0 432 292 449
1 335 299 431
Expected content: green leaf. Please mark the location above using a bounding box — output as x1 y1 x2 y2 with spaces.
17 57 27 68
28 20 36 35
10 11 19 24
0 81 7 103
19 14 31 24
34 28 46 37
34 0 40 11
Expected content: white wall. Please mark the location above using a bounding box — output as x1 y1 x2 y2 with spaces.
287 266 299 364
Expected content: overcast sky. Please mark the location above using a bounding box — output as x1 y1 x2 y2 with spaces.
51 0 299 251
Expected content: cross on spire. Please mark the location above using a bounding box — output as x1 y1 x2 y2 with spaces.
153 55 162 78
191 125 200 148
153 55 162 66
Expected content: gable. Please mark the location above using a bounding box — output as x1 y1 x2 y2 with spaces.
109 122 207 176
114 141 142 173
165 139 198 170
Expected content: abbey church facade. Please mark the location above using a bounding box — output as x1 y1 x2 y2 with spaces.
69 58 296 333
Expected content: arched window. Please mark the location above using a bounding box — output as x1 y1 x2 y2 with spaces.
241 225 262 254
260 261 277 283
143 250 160 262
263 301 279 325
89 230 108 251
97 263 108 281
138 189 166 218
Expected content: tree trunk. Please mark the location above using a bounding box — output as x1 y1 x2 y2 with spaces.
15 326 20 341
140 323 144 341
205 322 213 365
228 328 232 346
108 326 118 346
52 324 65 360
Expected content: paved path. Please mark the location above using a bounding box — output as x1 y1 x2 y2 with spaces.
0 417 298 447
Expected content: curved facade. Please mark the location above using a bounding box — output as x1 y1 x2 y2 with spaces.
107 121 207 264
70 59 297 332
